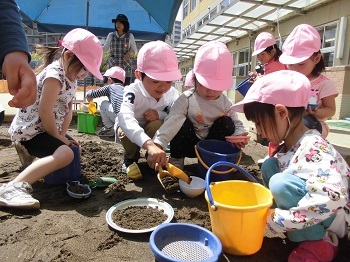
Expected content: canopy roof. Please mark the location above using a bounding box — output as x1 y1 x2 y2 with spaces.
17 0 182 41
176 0 333 61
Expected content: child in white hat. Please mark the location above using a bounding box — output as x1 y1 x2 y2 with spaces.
86 66 126 137
280 24 338 138
147 41 248 170
2 28 103 209
117 41 181 174
232 70 349 262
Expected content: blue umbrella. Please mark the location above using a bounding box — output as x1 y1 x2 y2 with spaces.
17 0 182 40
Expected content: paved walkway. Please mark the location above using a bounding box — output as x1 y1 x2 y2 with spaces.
1 92 350 162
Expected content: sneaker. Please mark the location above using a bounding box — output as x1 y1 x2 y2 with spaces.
0 182 40 209
288 231 338 262
96 126 114 137
169 157 185 170
14 142 35 169
121 159 137 173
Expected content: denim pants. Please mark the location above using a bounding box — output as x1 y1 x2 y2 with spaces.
261 157 335 242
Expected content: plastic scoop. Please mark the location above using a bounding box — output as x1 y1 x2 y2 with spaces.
88 177 117 188
157 166 178 192
167 163 191 184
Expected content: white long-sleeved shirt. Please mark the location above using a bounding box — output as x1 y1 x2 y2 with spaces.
118 80 179 148
153 88 246 149
267 130 350 236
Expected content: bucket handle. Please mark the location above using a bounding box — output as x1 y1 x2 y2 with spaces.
194 145 242 174
206 161 258 211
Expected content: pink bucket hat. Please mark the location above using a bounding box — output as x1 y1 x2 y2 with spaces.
62 28 103 80
137 41 182 81
252 32 276 56
104 66 126 83
193 41 233 91
231 70 310 113
184 70 194 87
279 24 321 65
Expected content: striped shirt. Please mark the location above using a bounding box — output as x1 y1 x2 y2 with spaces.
86 83 124 114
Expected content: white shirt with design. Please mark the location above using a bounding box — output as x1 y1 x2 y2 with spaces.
267 130 350 237
9 60 76 141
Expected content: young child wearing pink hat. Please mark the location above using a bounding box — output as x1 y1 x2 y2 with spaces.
117 41 181 174
2 28 104 209
86 66 126 137
250 32 287 80
147 41 248 170
231 70 349 262
280 24 338 138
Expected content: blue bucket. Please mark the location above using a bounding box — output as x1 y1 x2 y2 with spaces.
235 77 252 97
195 140 241 182
44 145 81 184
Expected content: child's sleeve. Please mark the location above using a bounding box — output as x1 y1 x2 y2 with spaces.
118 86 151 147
153 95 188 149
86 85 109 99
226 104 246 135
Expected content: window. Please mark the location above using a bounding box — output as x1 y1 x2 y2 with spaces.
316 22 337 67
232 49 250 76
183 0 189 19
190 0 196 12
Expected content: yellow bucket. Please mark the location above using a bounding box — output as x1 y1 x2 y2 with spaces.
205 161 273 256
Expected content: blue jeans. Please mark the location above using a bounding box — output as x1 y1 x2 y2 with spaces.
261 157 335 242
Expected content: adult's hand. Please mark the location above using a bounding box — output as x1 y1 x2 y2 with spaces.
2 51 37 108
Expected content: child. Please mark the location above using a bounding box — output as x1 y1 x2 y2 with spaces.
1 0 37 108
86 66 125 137
117 40 181 173
147 41 248 170
0 28 103 209
250 32 287 80
280 24 338 138
231 70 349 262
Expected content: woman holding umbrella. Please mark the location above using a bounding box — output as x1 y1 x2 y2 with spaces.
103 14 137 85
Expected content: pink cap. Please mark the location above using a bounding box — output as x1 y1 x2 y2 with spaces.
184 70 194 87
252 32 276 56
231 70 310 113
193 41 233 91
62 28 103 80
137 41 182 81
104 66 126 83
280 24 321 65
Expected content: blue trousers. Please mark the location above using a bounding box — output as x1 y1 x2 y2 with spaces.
261 157 335 242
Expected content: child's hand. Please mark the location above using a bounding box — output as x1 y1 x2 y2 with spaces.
3 51 37 108
227 132 250 149
146 144 167 170
307 105 318 116
144 109 159 121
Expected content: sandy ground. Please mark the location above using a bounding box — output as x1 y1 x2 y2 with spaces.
0 122 349 262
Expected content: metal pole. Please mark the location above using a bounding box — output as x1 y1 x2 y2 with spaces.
83 0 90 100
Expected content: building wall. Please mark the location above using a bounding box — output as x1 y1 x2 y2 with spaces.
179 0 350 120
